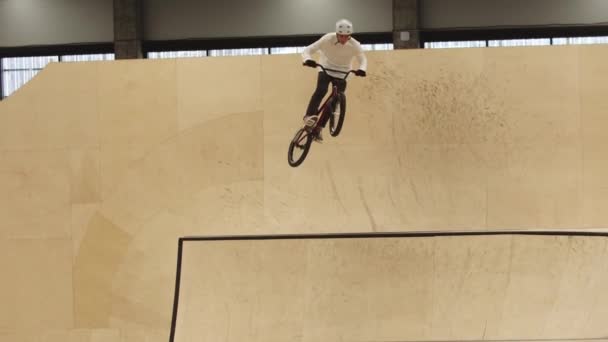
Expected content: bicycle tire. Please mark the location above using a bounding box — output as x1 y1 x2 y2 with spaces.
288 128 314 167
329 92 346 137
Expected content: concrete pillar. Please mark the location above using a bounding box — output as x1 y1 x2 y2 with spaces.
393 0 420 49
114 0 143 59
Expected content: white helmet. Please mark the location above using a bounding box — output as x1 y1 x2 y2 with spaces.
336 19 353 35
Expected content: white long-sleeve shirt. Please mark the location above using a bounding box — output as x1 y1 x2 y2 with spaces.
302 33 368 78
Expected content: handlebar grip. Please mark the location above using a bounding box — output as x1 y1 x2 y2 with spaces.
303 59 317 68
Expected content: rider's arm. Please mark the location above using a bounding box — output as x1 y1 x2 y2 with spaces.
355 45 368 72
302 33 332 63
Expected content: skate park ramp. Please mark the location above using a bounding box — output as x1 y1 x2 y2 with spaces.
2 45 608 341
170 232 608 342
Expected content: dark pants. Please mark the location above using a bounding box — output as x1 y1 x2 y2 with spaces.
305 71 347 128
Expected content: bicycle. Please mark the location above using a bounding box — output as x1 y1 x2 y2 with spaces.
287 64 355 167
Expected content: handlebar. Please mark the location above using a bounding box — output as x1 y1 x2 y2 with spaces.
314 64 355 80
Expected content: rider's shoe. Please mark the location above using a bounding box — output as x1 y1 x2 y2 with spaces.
314 130 323 143
303 115 318 127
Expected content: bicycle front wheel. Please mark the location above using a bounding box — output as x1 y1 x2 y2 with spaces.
288 128 313 167
329 93 346 137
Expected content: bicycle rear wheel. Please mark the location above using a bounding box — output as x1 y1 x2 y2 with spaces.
288 128 314 167
329 93 346 137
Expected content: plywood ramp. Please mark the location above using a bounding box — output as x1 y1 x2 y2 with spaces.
1 45 608 340
173 233 608 342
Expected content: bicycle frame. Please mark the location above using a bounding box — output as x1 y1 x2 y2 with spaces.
316 82 340 117
309 65 354 130
288 65 357 166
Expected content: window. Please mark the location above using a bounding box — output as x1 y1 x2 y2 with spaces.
361 43 394 51
270 46 305 55
208 48 268 57
147 50 207 59
553 36 608 45
2 56 59 97
61 53 115 62
424 41 486 49
488 38 551 47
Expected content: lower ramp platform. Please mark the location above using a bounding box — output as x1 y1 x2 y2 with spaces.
170 232 608 342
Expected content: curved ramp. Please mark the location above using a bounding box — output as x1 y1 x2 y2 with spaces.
171 232 608 342
2 45 608 341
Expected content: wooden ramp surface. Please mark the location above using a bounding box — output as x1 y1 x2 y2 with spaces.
172 233 608 342
1 45 608 341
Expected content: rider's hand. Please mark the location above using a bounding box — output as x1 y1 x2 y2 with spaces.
354 69 367 77
303 59 317 68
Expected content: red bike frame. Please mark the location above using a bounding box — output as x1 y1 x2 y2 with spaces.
308 65 353 130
